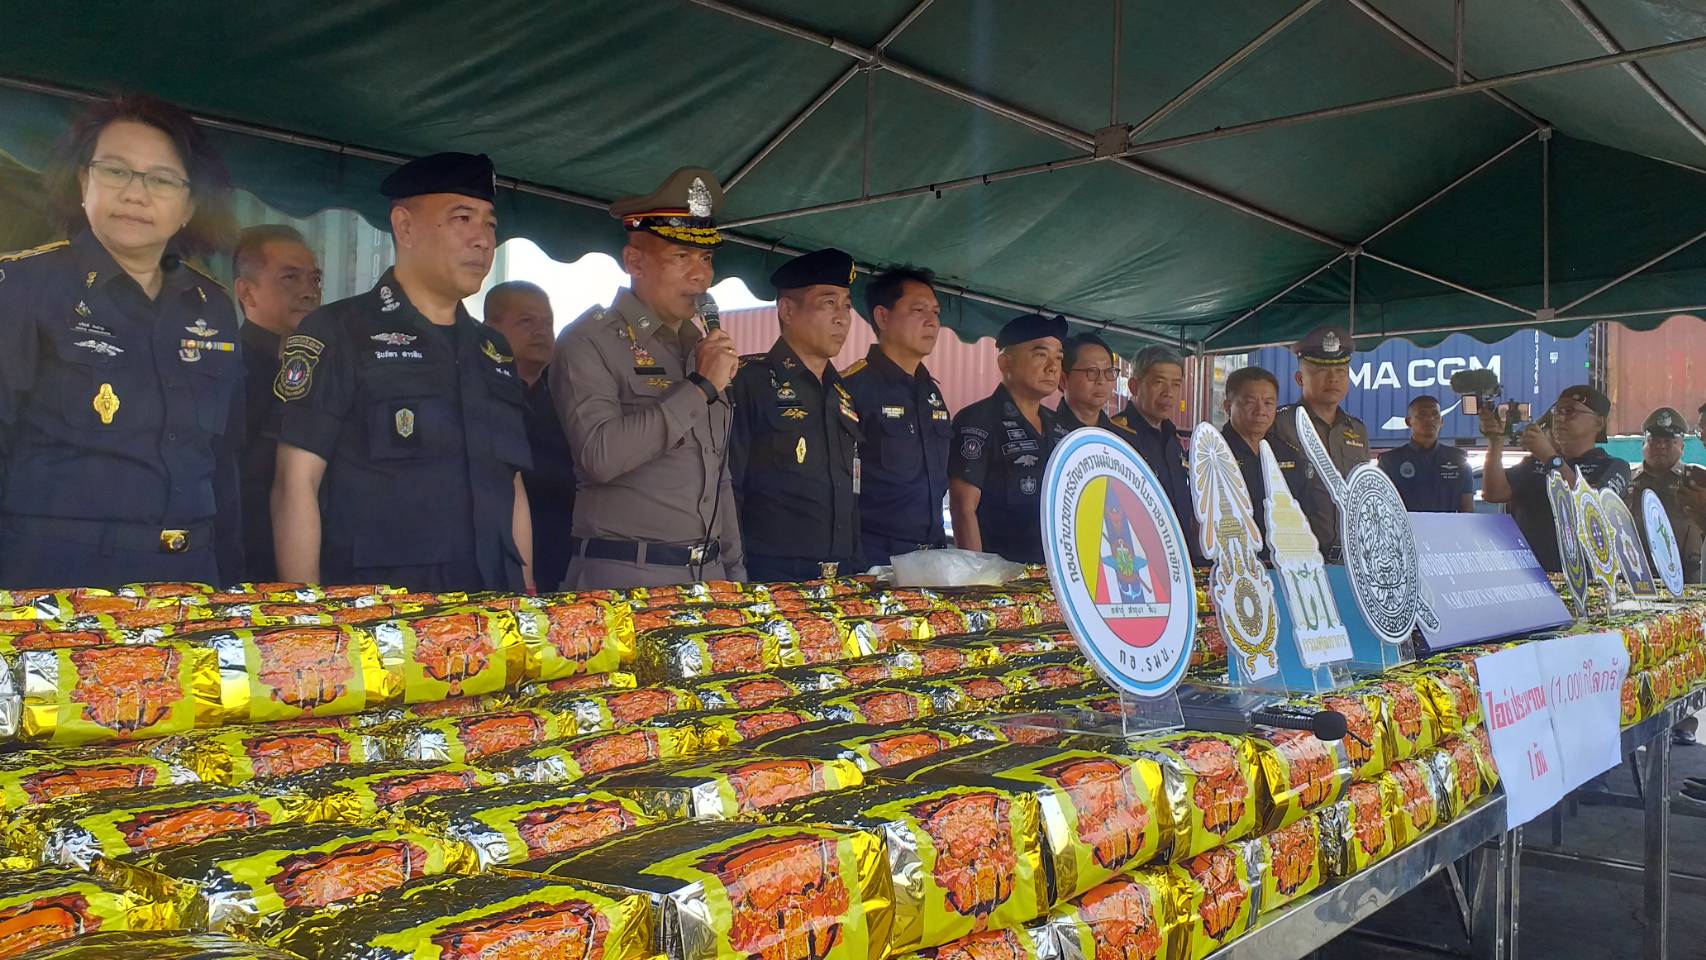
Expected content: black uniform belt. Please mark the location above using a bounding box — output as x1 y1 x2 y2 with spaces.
569 537 719 568
1 516 213 554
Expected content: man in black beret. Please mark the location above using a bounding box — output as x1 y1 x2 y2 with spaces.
273 152 537 591
1480 383 1630 572
948 312 1070 563
729 248 862 580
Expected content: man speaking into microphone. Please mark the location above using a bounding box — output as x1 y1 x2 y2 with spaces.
550 167 745 588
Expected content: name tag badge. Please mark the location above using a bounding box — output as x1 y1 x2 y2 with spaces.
882 405 905 419
932 409 949 421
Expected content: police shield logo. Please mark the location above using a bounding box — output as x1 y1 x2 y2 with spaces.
395 407 416 439
1041 428 1195 697
274 335 325 403
1398 461 1416 479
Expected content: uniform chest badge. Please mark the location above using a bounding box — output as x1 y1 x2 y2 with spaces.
74 340 123 357
179 344 201 363
781 408 807 420
882 405 905 419
796 437 807 464
1015 454 1038 467
379 286 401 312
84 271 97 289
395 407 416 438
1398 461 1416 479
776 384 797 402
482 340 513 364
1020 475 1038 496
74 300 91 318
371 332 416 346
274 334 325 403
185 319 218 338
647 377 674 389
92 383 120 425
932 409 949 421
927 391 942 407
630 340 658 371
840 402 859 423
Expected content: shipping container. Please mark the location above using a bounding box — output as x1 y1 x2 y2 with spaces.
1235 330 1593 449
1604 312 1706 436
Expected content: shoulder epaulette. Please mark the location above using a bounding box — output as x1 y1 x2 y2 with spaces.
180 258 228 291
0 240 69 264
840 358 868 378
1109 413 1129 428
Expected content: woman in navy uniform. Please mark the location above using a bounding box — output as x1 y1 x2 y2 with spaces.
0 96 242 588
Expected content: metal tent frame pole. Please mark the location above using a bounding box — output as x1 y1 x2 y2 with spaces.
1345 0 1546 128
1557 0 1706 151
1553 227 1706 316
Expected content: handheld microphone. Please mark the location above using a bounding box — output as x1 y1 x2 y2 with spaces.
1248 708 1352 744
696 293 721 333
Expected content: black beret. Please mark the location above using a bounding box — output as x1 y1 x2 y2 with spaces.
1644 406 1686 438
770 248 856 292
381 152 497 203
1557 384 1611 417
1292 325 1353 366
996 312 1068 349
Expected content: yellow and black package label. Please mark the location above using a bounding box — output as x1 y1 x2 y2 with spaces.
348 694 513 728
1381 757 1441 848
477 726 700 786
17 642 215 746
747 721 974 773
1308 690 1391 781
631 581 754 607
199 625 393 726
252 763 492 824
900 674 1017 715
643 706 820 753
534 685 700 734
1407 664 1482 736
1169 840 1261 960
1468 726 1500 790
369 708 572 764
792 686 936 726
1046 866 1182 960
630 603 754 634
516 671 638 698
1250 726 1351 833
515 819 893 960
586 754 864 819
396 783 660 868
2 930 303 958
1319 779 1394 879
837 614 932 660
170 725 374 785
773 782 1048 951
907 641 1004 677
688 673 807 711
890 743 1167 903
0 754 196 813
893 925 1059 960
268 872 654 960
635 622 800 683
1256 815 1324 912
927 713 1078 747
1361 677 1441 762
510 597 635 681
4 783 295 869
1134 732 1259 860
104 822 477 932
364 609 523 704
0 869 179 959
1000 656 1094 696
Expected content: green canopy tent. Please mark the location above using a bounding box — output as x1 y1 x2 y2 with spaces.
1 0 1705 353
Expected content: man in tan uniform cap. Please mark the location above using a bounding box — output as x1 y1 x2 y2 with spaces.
549 167 745 588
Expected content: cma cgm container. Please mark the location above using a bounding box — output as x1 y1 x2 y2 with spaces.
1246 330 1591 449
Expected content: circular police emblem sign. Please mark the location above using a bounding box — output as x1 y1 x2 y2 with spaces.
1642 488 1686 597
1546 471 1589 612
1340 466 1425 643
1041 428 1195 697
1575 479 1617 593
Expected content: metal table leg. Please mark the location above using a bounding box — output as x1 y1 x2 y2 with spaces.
1643 731 1671 960
1466 827 1514 960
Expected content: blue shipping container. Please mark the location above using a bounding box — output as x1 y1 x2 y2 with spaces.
1246 330 1592 447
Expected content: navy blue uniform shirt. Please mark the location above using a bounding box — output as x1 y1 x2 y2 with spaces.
1111 402 1205 565
840 346 950 563
948 385 1070 564
1378 440 1473 513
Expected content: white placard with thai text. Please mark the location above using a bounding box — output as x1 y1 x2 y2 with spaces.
1533 631 1627 791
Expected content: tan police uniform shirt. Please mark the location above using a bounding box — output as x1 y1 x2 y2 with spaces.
550 288 744 588
1627 462 1706 583
1268 403 1370 555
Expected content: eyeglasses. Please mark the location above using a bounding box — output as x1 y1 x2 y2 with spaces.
87 159 191 199
1070 367 1118 383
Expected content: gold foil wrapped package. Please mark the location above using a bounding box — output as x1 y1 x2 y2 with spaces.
586 754 864 819
1168 840 1261 960
199 626 391 726
0 869 180 959
894 925 1059 960
103 821 477 932
477 727 701 786
773 782 1049 951
395 783 660 868
772 651 924 691
509 597 636 681
1319 780 1394 878
837 614 931 659
1309 690 1391 781
0 753 197 813
370 707 572 764
364 609 524 703
794 686 936 725
251 763 492 824
902 674 1018 714
17 642 215 746
786 613 849 665
643 706 819 752
268 872 654 960
199 602 333 627
171 726 374 785
908 640 1004 676
687 673 806 711
6 930 303 959
630 604 754 633
1361 676 1442 762
1381 757 1441 848
1000 657 1094 696
1046 867 1182 960
929 713 1079 747
514 819 893 960
346 693 511 728
538 685 700 734
748 721 974 772
3 783 296 869
517 671 638 698
1408 665 1482 736
635 623 799 683
631 581 754 607
889 743 1168 903
1133 732 1259 860
1256 816 1324 912
1250 726 1351 832
1469 727 1500 791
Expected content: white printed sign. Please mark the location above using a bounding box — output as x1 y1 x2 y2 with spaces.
1474 632 1629 829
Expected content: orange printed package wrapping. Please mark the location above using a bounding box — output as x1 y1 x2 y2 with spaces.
0 869 181 960
508 598 635 681
395 782 662 868
363 609 524 704
511 819 893 960
0 930 304 959
791 686 937 726
585 754 864 819
16 642 217 746
3 783 298 869
1134 732 1260 861
198 626 393 726
251 762 493 824
1318 779 1394 879
1256 815 1325 912
1250 725 1351 833
643 706 821 753
0 753 197 814
477 726 702 786
687 673 808 712
1046 867 1183 960
1381 758 1442 848
534 686 700 735
773 782 1049 951
892 925 1059 960
1169 840 1262 960
747 721 974 773
1358 677 1441 762
168 725 375 785
634 623 799 683
366 707 572 764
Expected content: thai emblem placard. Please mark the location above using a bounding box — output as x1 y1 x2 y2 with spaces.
1641 489 1685 598
1573 472 1618 602
1546 470 1589 616
1258 437 1352 666
1601 489 1658 598
1188 423 1279 677
1293 407 1438 644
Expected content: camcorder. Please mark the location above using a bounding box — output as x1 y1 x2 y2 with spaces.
1449 368 1535 441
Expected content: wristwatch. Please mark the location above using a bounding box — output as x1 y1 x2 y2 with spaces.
1547 455 1566 471
686 371 719 403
